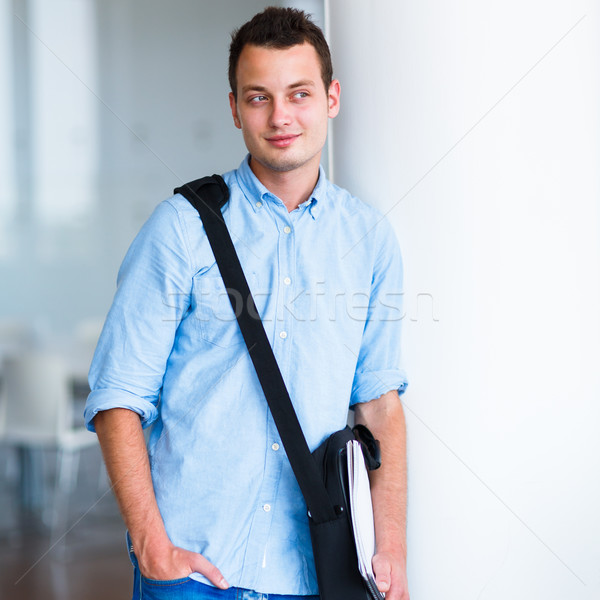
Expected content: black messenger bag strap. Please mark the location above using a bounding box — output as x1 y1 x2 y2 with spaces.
174 175 338 524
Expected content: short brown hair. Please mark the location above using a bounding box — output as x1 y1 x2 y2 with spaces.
228 6 333 100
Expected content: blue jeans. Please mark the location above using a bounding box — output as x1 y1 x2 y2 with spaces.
127 535 319 600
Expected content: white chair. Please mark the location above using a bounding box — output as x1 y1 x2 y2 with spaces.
0 379 6 437
2 352 98 543
71 317 104 380
0 373 11 489
0 318 33 438
0 319 34 363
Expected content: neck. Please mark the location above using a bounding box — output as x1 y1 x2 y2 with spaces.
249 156 320 212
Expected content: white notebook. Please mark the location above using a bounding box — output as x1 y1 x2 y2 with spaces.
346 439 385 600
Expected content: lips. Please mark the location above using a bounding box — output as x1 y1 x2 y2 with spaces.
265 134 301 148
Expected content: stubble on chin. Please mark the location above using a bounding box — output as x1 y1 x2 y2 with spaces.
251 147 321 175
256 156 304 173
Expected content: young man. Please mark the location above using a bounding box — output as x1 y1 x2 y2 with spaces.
86 7 409 600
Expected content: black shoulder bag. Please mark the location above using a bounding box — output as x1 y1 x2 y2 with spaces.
175 175 384 600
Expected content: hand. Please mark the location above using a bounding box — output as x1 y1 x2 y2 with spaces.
137 538 229 589
372 551 409 600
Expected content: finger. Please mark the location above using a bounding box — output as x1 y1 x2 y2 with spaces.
187 551 229 589
371 553 392 593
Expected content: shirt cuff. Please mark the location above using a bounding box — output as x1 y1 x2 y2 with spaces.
350 369 409 407
84 388 159 432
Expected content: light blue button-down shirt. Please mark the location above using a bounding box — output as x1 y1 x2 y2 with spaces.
85 156 408 596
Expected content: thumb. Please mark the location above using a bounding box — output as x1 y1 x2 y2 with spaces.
186 551 229 589
372 553 392 593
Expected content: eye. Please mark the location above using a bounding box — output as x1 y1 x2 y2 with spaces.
293 91 309 99
249 95 268 104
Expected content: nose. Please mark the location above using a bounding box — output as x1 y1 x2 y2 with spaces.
268 97 292 129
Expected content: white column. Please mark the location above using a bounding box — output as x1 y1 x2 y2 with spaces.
30 0 98 225
328 1 600 599
0 0 15 232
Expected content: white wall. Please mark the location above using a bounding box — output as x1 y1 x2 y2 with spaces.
328 1 600 599
280 0 325 28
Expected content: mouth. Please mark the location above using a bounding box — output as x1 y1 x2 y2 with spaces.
265 134 301 148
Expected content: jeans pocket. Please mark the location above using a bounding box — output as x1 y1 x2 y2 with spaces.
139 575 193 599
127 531 193 598
141 575 192 587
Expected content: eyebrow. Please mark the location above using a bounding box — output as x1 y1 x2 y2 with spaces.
241 80 317 94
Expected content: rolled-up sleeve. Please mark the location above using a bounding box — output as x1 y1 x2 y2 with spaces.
350 217 408 406
85 199 194 432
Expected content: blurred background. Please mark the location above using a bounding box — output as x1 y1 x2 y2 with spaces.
0 0 598 599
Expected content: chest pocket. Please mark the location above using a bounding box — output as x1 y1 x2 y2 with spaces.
192 270 258 348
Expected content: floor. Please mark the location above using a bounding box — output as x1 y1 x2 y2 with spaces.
0 444 132 600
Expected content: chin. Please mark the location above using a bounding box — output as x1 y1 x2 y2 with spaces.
265 160 303 173
256 154 306 173
264 148 322 173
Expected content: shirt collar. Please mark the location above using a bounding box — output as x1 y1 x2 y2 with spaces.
235 154 326 220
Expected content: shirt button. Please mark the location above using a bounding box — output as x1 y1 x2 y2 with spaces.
283 226 292 234
263 504 271 512
283 277 291 286
271 443 280 451
279 331 288 339
256 201 263 208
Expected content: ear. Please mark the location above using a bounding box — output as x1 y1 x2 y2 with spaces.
327 79 341 119
229 92 242 129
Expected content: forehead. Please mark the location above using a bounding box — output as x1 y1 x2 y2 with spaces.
236 42 322 90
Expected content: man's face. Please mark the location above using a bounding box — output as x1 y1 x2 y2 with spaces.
229 42 340 178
